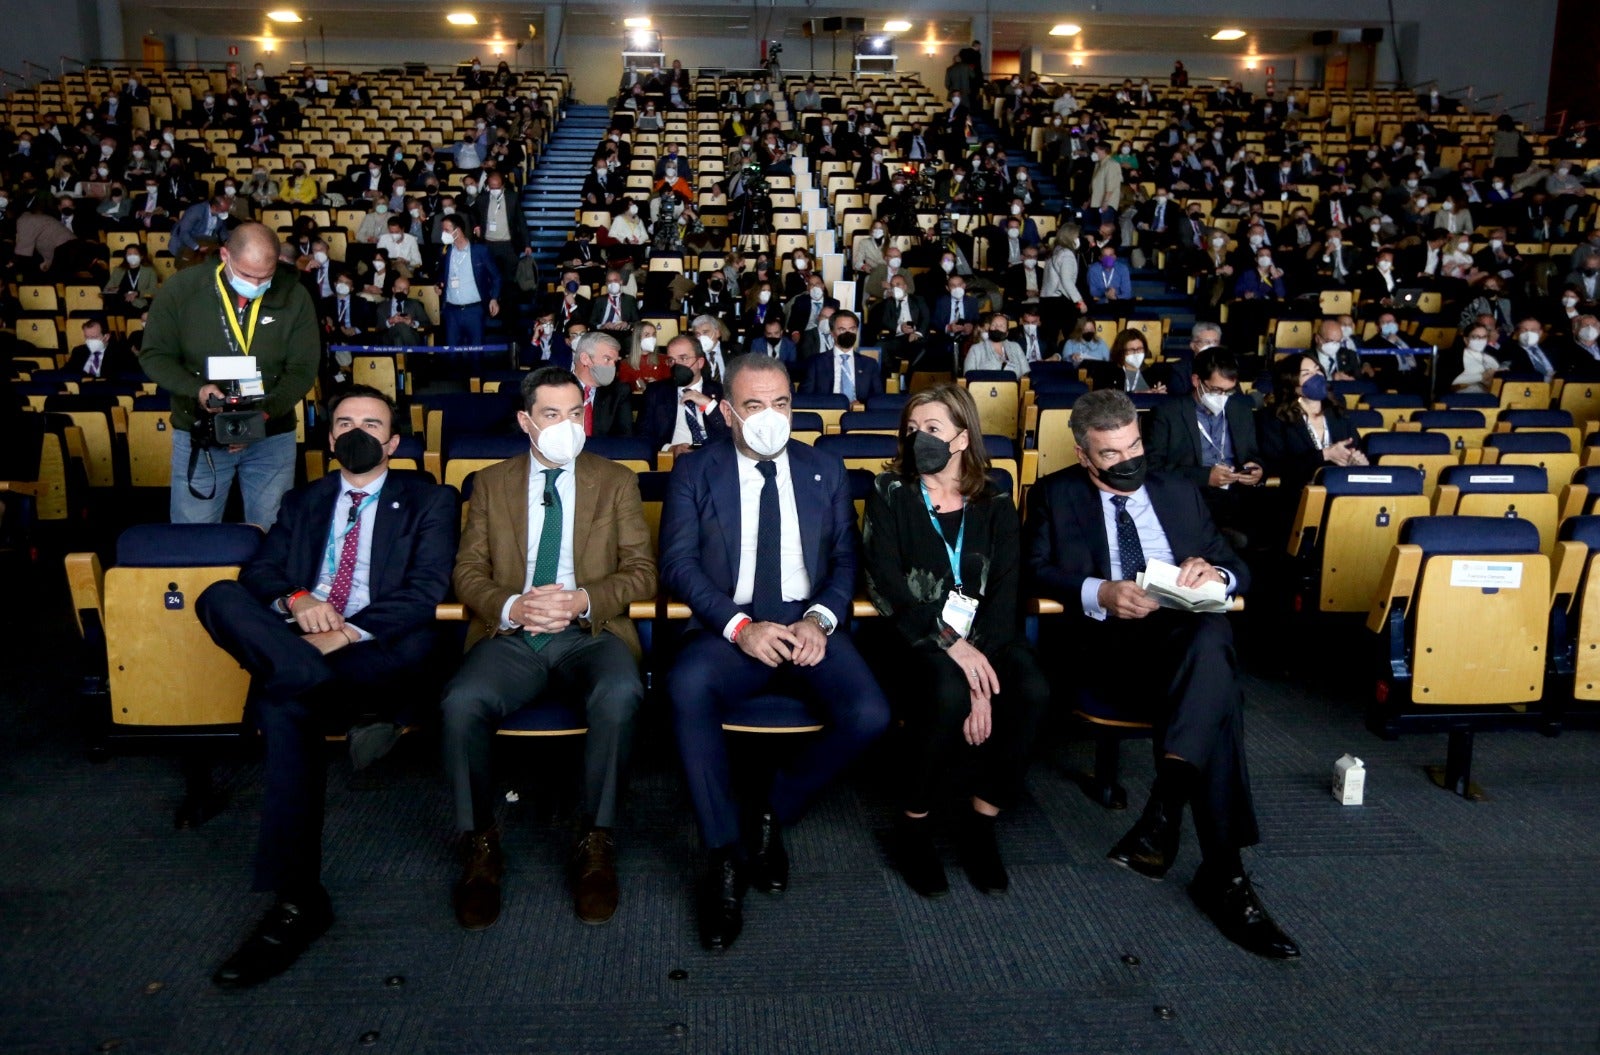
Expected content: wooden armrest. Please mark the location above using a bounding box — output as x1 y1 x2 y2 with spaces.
1024 597 1066 616
1263 476 1281 489
0 480 42 497
1432 483 1461 516
627 600 656 619
434 603 469 621
1366 543 1422 634
1287 485 1326 557
1559 483 1589 525
64 551 105 639
1551 540 1587 613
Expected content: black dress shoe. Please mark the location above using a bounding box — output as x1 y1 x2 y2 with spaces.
1188 871 1302 959
957 811 1008 894
1107 804 1182 880
747 812 788 895
889 815 948 899
212 888 334 988
453 829 504 931
698 852 747 951
571 829 619 925
347 720 402 772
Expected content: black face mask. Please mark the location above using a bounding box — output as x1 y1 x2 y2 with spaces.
906 429 955 475
669 364 695 387
987 329 1008 343
334 427 385 474
834 330 858 350
1094 454 1147 493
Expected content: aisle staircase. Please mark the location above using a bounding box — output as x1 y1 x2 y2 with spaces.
521 104 612 276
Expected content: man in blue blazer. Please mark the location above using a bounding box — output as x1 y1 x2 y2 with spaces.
1086 246 1134 303
660 354 890 951
196 386 459 988
172 195 233 265
437 214 501 346
1023 389 1298 961
635 334 729 453
797 310 883 402
745 315 798 370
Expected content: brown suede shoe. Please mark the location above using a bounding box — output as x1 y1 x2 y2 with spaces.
571 828 619 925
453 829 504 931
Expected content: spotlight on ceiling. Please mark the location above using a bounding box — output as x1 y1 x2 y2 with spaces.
1049 23 1081 36
884 20 911 32
623 16 651 28
266 10 301 22
447 12 479 26
1211 29 1247 40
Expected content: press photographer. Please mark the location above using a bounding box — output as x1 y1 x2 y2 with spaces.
140 222 321 528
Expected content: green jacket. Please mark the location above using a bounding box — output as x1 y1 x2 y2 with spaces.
140 261 321 435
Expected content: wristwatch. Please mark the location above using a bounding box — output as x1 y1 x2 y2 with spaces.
804 610 835 636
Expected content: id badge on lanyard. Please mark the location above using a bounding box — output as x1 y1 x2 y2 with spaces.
922 482 979 638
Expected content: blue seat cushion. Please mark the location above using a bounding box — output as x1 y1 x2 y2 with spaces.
117 523 263 567
1400 515 1540 555
498 699 587 733
1075 690 1155 728
1439 463 1548 493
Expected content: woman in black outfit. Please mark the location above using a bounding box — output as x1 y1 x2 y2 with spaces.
861 384 1051 898
1256 352 1368 496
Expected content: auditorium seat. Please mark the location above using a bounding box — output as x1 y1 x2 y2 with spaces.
961 371 1021 440
1410 409 1491 452
1289 465 1429 613
1366 515 1552 798
1365 430 1458 498
1550 516 1600 722
1434 464 1558 553
1481 433 1577 495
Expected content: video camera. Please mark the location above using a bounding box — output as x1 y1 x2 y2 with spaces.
192 356 268 448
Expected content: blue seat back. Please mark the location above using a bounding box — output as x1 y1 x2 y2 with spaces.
983 435 1016 459
1362 393 1426 409
790 411 824 433
839 410 903 433
865 393 909 412
1440 464 1548 493
964 370 1018 384
1365 431 1451 457
815 433 898 458
792 393 849 412
586 434 657 468
132 393 171 412
116 524 262 568
1414 410 1487 430
1345 409 1384 431
1559 515 1600 549
1317 465 1425 496
1438 392 1500 411
1485 432 1571 454
1400 515 1541 555
447 434 528 461
847 467 876 501
1033 390 1083 410
1501 409 1573 429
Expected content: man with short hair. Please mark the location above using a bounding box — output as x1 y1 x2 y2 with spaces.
689 314 737 383
1359 310 1425 394
437 214 500 346
65 317 134 379
140 222 320 528
1146 347 1263 541
197 386 458 986
443 367 655 930
661 354 891 950
1025 389 1298 960
637 334 729 453
572 331 632 437
588 269 639 336
799 310 882 401
172 195 233 268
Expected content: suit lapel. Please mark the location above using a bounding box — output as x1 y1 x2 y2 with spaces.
1145 477 1191 557
1075 473 1113 579
708 443 743 579
298 475 343 585
508 453 531 564
790 444 823 585
369 474 403 593
1179 397 1205 465
572 453 600 579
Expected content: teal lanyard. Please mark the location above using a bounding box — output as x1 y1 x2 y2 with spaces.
920 482 966 592
319 488 382 586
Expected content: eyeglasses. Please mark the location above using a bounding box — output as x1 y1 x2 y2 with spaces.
1199 380 1238 397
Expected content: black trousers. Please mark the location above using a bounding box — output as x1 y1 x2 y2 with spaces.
895 639 1052 816
1075 610 1259 858
196 580 434 896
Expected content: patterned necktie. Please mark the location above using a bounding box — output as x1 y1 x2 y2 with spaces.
525 469 563 651
326 491 368 615
752 460 782 622
838 355 855 401
1111 495 1146 580
683 403 706 444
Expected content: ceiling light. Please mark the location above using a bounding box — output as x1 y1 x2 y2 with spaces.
266 10 301 22
884 20 911 32
1211 29 1246 40
446 12 478 26
1049 23 1081 36
623 16 651 28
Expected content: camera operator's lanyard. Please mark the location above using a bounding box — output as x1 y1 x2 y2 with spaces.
214 265 263 357
921 482 978 638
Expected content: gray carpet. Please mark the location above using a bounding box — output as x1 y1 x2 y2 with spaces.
3 574 1599 1055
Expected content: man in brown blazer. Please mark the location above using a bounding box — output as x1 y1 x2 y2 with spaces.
442 366 657 930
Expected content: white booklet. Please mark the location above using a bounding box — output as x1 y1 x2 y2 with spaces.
1136 558 1230 613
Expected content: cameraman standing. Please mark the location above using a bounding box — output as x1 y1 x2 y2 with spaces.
141 222 320 528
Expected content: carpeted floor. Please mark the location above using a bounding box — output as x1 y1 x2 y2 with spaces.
2 559 1598 1055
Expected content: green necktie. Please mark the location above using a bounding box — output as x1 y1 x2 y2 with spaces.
525 467 563 652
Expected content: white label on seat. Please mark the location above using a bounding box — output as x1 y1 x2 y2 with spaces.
1470 475 1515 483
1449 560 1523 589
1347 474 1392 483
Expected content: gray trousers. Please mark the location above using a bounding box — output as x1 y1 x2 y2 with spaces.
441 628 642 833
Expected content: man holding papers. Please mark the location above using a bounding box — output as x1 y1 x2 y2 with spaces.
1023 389 1299 960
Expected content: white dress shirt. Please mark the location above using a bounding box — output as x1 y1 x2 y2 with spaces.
312 470 387 640
498 459 579 629
724 449 835 638
1079 485 1233 620
669 379 707 448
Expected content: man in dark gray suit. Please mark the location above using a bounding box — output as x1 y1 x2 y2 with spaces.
1145 347 1264 543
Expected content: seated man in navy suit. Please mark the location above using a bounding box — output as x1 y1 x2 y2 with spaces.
660 354 891 950
797 311 884 403
636 334 729 454
196 385 459 987
1023 389 1298 960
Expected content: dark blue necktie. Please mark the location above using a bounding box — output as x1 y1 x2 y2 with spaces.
1111 495 1146 580
683 403 706 445
752 460 782 621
